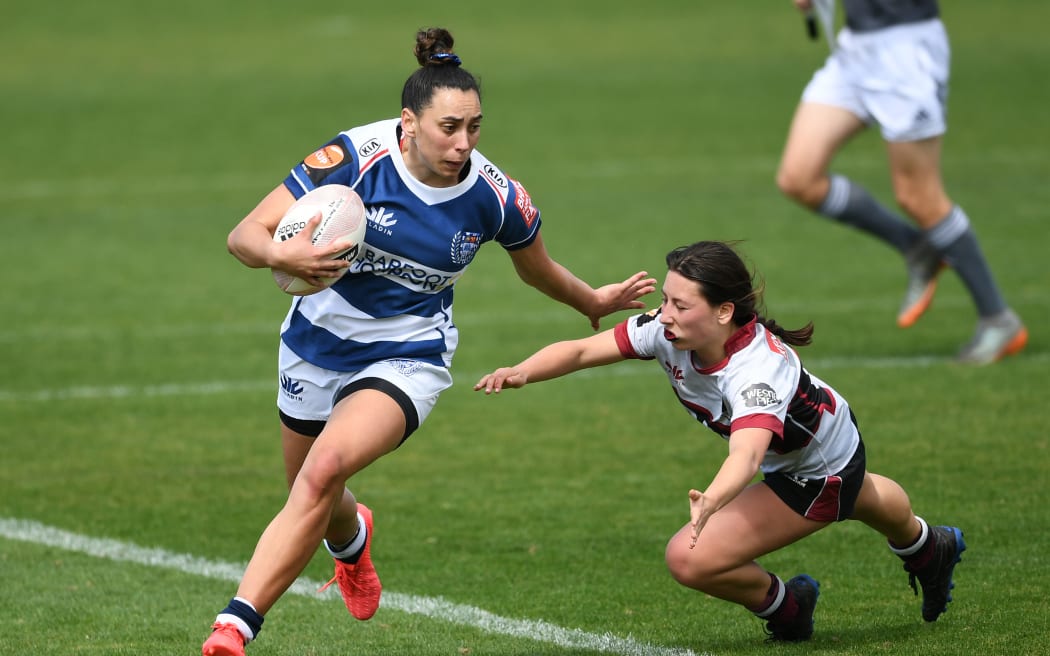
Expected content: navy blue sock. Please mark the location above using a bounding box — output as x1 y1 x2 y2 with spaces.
325 513 367 564
216 597 264 642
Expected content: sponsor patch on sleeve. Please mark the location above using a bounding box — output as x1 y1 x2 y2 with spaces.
741 382 781 408
510 179 539 228
300 139 352 185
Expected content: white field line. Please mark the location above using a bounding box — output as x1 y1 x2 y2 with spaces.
2 351 1048 404
0 517 707 656
0 380 275 402
4 287 1047 344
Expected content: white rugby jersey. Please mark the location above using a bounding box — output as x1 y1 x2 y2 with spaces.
614 312 860 478
280 118 541 372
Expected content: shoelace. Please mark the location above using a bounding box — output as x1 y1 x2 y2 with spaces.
318 562 357 594
908 572 919 596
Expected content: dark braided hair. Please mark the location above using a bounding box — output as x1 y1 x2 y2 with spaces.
665 241 814 347
401 28 481 114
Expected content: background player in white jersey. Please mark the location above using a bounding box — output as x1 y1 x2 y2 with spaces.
201 27 656 656
777 0 1027 364
476 240 965 642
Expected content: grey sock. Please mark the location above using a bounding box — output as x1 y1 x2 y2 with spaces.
818 175 922 253
926 206 1007 317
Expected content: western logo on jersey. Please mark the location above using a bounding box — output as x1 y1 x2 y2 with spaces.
451 231 483 265
511 179 538 228
742 382 780 408
302 139 352 185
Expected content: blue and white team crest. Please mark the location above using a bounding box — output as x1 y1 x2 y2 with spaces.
451 231 483 265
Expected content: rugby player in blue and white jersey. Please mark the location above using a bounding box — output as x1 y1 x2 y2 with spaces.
202 27 656 656
777 0 1027 364
477 241 965 643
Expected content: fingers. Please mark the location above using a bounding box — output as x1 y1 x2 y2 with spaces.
330 236 361 256
301 258 350 282
587 271 657 330
473 374 500 394
473 373 505 394
624 271 657 298
474 369 525 394
296 213 322 241
688 489 706 550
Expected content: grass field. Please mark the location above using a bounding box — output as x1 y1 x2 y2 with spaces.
2 2 1048 655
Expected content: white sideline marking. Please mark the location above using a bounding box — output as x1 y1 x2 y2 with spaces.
0 518 705 656
0 380 274 402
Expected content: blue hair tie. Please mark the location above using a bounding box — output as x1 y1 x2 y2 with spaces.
429 52 462 66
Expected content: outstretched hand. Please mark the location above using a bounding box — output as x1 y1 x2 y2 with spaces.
688 489 712 549
474 367 528 395
587 271 657 331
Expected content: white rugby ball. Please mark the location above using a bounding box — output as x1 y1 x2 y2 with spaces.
271 184 367 295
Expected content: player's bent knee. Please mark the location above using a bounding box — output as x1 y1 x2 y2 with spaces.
665 534 721 591
775 167 821 207
295 450 350 505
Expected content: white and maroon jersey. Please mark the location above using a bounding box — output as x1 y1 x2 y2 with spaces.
614 312 860 478
278 118 541 373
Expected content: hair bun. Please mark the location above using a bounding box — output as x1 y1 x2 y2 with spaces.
414 27 458 66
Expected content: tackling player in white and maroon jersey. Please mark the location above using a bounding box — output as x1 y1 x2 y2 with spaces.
476 240 966 643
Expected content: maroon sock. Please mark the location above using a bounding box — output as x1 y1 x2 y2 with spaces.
771 588 800 624
896 531 936 571
750 573 798 623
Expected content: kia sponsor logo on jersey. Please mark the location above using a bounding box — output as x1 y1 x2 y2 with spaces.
741 383 780 408
511 179 538 228
481 163 508 190
358 138 381 158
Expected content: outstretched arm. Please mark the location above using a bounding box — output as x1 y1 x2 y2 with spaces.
507 233 656 331
474 329 626 394
688 427 772 548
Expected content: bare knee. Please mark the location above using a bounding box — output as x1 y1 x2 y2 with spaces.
294 447 349 509
776 166 828 209
665 533 724 592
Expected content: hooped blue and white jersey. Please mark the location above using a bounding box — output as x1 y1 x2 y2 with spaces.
614 312 860 479
280 118 541 372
